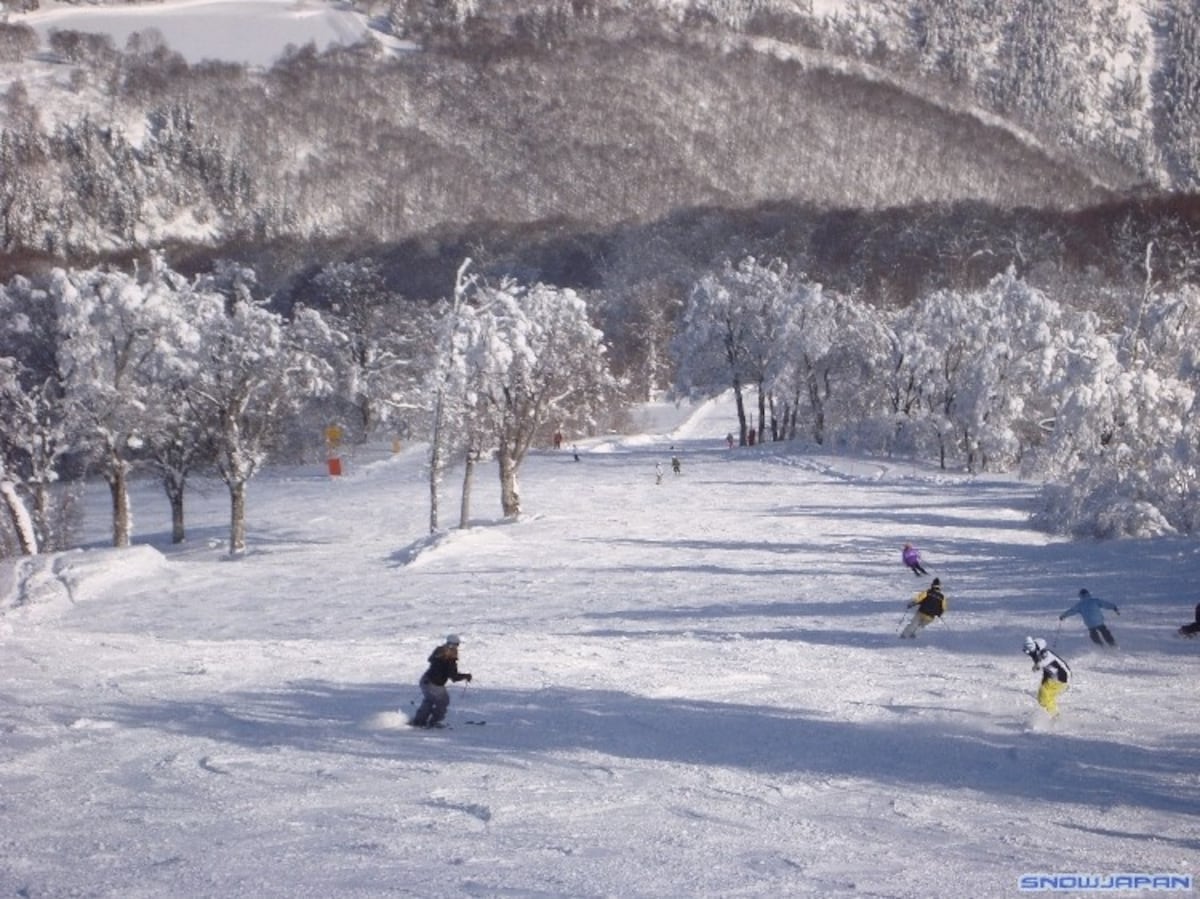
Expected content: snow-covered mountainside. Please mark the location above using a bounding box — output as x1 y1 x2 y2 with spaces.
0 0 1177 261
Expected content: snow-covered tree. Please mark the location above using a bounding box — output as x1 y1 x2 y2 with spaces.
944 270 1062 470
54 263 191 548
912 0 1000 86
434 266 614 520
0 362 39 555
1035 360 1195 538
673 257 791 445
144 376 213 546
0 463 38 556
591 278 681 403
891 269 1061 471
767 283 888 446
315 258 436 441
490 279 611 517
1159 0 1200 188
1033 285 1200 537
0 274 74 554
426 259 472 533
440 291 506 528
188 263 335 554
134 255 219 545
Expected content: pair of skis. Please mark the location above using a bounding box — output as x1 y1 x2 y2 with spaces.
406 718 486 729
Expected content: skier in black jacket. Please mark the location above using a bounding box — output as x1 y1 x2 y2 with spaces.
900 578 947 638
411 634 472 728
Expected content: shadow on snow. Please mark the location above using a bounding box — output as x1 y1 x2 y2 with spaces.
94 679 1200 825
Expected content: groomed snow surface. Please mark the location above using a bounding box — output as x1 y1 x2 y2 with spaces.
2 396 1198 898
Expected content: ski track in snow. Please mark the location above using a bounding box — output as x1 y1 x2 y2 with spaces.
2 395 1199 897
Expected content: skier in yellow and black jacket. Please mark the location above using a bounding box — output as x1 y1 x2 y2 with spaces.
900 578 946 639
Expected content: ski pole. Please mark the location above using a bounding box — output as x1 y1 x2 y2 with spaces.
1051 619 1063 648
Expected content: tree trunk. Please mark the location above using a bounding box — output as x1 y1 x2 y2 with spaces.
108 456 131 548
732 378 747 445
428 394 445 534
429 256 472 534
358 393 373 437
806 361 826 446
1 480 38 555
498 449 520 518
228 479 247 555
459 449 475 528
31 480 52 550
166 478 186 544
757 381 767 443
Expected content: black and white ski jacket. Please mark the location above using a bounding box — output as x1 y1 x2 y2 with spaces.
1031 648 1070 684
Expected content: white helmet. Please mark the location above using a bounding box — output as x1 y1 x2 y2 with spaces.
1023 636 1037 653
445 633 461 646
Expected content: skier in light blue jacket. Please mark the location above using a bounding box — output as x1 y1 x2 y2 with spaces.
1060 588 1120 649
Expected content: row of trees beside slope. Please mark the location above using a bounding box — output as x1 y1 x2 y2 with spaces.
670 256 1200 538
3 241 1198 556
0 257 333 555
125 191 1198 451
0 254 618 557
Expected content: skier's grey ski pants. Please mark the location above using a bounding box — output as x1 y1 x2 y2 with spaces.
414 678 449 725
900 611 933 638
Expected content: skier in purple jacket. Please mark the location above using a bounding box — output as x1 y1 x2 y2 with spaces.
901 543 928 576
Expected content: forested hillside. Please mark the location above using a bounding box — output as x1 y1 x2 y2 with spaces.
0 0 1157 267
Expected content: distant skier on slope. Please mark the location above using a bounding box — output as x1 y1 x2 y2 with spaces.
900 578 946 638
1023 636 1070 718
901 543 928 576
1059 588 1120 649
410 634 472 728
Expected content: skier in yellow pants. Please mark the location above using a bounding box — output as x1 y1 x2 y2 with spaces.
1038 678 1069 716
1023 636 1070 717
